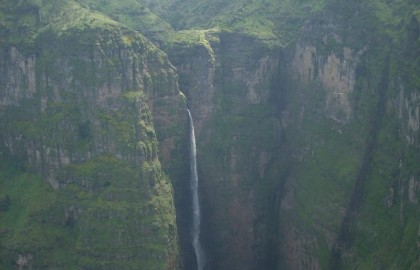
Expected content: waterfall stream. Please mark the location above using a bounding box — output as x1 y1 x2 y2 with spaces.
187 109 205 270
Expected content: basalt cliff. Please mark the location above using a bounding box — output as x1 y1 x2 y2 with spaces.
0 0 419 269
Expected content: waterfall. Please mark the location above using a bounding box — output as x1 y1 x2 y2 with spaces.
187 109 205 270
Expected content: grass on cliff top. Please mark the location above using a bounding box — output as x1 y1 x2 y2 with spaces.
40 0 120 33
146 0 327 45
167 29 218 47
165 28 218 62
38 0 172 68
143 0 419 47
74 0 173 42
0 0 124 51
0 0 163 48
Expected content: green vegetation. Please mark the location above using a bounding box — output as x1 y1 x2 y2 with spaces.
0 156 177 269
166 29 217 63
1 0 419 269
335 25 420 269
74 0 173 42
147 0 327 45
0 0 41 52
0 0 180 268
0 166 78 269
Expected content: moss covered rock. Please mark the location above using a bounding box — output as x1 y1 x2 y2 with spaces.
0 0 182 269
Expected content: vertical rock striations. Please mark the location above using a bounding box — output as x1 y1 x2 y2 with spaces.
166 30 284 270
162 2 419 269
0 1 183 269
1 0 419 270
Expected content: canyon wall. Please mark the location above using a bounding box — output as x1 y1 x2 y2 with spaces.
1 1 419 270
162 3 420 269
0 1 184 269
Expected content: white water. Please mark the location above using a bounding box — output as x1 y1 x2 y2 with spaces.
187 109 205 270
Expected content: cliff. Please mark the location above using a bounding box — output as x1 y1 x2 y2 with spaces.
157 0 420 269
1 0 419 270
0 0 184 269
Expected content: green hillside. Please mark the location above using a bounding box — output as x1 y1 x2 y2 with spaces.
1 0 419 269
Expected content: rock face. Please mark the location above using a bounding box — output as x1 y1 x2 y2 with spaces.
1 1 420 270
292 44 363 122
0 1 183 269
166 31 283 270
161 2 420 270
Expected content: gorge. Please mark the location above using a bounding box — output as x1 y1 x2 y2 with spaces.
0 0 419 269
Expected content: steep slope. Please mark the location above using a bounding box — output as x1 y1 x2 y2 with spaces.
281 2 420 269
151 0 420 269
0 0 185 269
1 0 419 269
168 30 284 269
